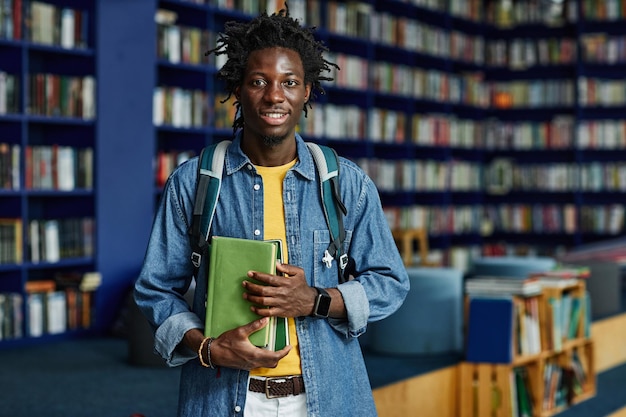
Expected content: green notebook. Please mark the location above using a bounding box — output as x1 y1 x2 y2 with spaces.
204 236 288 350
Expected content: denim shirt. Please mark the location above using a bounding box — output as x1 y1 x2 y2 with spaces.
134 132 409 417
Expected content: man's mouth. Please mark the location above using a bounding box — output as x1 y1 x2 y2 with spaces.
264 112 286 119
261 112 288 125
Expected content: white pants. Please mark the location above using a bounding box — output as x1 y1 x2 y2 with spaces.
244 378 307 417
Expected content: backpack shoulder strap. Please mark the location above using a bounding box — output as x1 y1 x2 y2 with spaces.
189 140 231 273
306 142 353 283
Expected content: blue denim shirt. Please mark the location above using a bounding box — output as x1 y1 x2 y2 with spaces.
135 132 409 417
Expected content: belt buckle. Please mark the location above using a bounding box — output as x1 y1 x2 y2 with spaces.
264 377 286 399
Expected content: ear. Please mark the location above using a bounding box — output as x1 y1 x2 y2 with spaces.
235 86 241 100
304 83 312 103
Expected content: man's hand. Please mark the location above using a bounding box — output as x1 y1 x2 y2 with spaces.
185 320 291 371
243 262 318 318
210 318 291 369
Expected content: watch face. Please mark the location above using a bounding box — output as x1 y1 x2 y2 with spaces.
315 292 331 317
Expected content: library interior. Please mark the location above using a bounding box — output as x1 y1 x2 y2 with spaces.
1 0 626 416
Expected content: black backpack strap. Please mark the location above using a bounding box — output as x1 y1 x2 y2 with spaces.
189 140 231 276
306 142 354 283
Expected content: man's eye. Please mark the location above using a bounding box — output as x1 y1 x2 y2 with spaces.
285 80 298 87
252 79 266 86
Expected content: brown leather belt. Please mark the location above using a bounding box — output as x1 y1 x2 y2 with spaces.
249 376 306 399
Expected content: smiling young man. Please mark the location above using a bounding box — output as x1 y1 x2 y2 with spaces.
134 7 409 417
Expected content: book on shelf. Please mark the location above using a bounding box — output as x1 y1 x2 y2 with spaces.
465 275 542 297
24 271 101 336
0 142 20 190
0 292 23 340
514 367 534 417
205 236 288 351
465 296 515 363
0 218 23 264
529 265 590 288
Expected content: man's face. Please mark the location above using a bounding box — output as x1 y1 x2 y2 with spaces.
236 47 311 146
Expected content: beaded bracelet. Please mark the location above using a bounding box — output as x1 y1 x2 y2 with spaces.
198 337 216 369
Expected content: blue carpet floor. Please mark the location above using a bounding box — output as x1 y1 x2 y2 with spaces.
0 336 624 417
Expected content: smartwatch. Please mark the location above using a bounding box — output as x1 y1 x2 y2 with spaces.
312 287 331 318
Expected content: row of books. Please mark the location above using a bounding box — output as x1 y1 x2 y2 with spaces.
580 0 626 21
155 149 195 188
490 79 575 109
485 37 577 69
24 145 94 191
580 32 626 64
28 1 89 49
578 77 626 107
0 292 22 339
27 74 96 120
484 116 575 150
384 205 482 235
545 291 591 353
0 142 19 190
486 161 626 193
0 0 20 40
156 11 212 66
153 87 210 129
541 352 590 412
0 218 22 264
28 217 95 263
210 0 482 23
383 203 625 236
299 105 485 148
485 0 576 27
24 271 101 337
0 71 18 115
300 109 601 152
363 157 626 194
368 63 489 108
212 0 310 26
483 203 625 235
358 158 483 192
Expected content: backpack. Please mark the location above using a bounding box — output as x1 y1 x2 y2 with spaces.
188 140 354 284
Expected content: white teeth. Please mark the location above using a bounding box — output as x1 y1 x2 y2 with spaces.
265 113 284 119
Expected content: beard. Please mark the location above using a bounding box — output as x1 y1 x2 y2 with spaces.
261 133 288 147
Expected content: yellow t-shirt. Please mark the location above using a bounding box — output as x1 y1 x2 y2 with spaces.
250 159 302 377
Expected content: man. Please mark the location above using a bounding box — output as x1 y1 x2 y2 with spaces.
135 6 409 417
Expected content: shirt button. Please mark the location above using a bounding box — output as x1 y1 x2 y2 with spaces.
234 405 242 413
246 164 252 170
254 184 260 191
254 229 261 236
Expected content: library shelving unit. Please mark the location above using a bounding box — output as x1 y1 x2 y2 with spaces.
0 0 157 347
459 280 595 417
480 0 626 258
150 0 626 263
0 0 99 345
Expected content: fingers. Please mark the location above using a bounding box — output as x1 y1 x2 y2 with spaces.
244 317 269 335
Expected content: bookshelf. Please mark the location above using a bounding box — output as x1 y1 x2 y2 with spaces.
460 280 596 417
0 0 99 344
0 0 157 347
148 0 626 267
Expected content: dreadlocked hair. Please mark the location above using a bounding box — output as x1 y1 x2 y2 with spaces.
206 4 339 132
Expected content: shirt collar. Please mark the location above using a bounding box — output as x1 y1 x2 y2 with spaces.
225 131 316 181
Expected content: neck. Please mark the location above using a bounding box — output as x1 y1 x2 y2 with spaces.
241 134 297 167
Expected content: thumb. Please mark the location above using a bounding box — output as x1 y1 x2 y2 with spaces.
245 317 269 336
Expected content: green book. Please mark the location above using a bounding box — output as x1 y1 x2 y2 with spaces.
204 236 278 348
